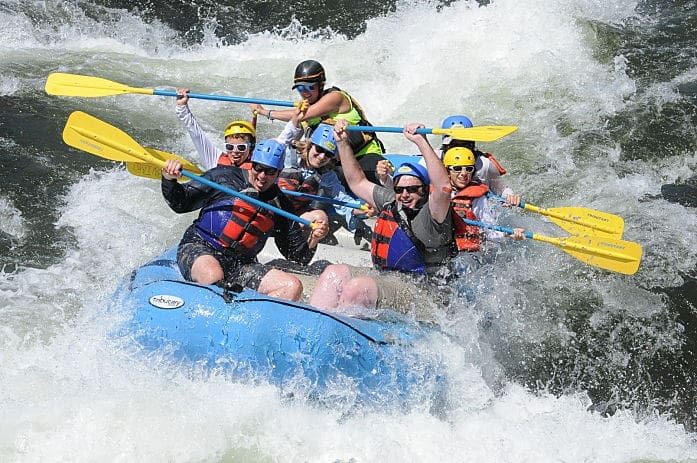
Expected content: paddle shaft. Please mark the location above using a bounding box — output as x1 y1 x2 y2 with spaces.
345 126 435 135
343 124 518 143
280 189 367 210
158 89 295 107
68 123 311 227
178 171 311 227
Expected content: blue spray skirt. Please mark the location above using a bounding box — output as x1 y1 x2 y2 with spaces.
112 248 446 409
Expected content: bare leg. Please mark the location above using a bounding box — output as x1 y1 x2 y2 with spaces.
257 269 303 301
310 264 353 309
190 255 224 285
338 276 378 309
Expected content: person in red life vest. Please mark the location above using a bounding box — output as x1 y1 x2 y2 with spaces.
175 88 255 170
249 60 387 186
161 139 329 301
444 147 525 255
308 119 454 312
279 123 375 232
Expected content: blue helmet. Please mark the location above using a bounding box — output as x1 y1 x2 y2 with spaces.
310 123 338 156
441 115 473 129
392 162 429 186
251 139 285 170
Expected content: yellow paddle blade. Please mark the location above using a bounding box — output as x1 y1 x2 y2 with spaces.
46 73 154 98
126 148 203 181
432 125 518 142
532 233 642 275
525 204 625 238
63 111 159 166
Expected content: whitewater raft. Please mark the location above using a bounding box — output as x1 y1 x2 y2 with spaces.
112 246 446 409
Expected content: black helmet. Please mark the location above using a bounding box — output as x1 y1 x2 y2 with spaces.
292 60 326 89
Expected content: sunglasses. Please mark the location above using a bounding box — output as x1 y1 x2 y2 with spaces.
449 165 475 173
251 163 279 176
225 143 250 152
295 84 316 93
394 185 424 194
313 145 335 157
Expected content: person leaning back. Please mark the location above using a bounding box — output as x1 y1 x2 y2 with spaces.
161 139 329 301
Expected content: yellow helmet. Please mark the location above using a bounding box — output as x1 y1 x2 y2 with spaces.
224 120 256 142
443 147 475 167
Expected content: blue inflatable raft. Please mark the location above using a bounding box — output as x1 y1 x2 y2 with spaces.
112 247 446 409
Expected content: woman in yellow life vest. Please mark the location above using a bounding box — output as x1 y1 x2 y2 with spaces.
250 60 387 188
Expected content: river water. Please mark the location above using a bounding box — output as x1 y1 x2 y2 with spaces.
1 0 696 461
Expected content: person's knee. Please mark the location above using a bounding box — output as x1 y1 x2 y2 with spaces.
190 255 224 284
309 264 353 309
340 276 378 309
319 263 352 283
261 269 303 300
284 274 303 300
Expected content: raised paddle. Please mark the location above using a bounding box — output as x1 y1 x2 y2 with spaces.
46 73 297 107
344 124 518 143
488 193 624 238
62 111 314 228
462 218 642 275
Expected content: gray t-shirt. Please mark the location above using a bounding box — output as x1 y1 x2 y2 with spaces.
372 184 453 271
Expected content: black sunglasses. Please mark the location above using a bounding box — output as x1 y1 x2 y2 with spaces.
251 163 279 176
225 143 250 152
449 165 475 173
394 185 424 194
313 144 335 157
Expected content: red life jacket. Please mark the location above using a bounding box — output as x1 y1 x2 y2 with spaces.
278 168 322 211
194 188 280 259
451 181 489 252
479 151 507 175
371 203 427 275
217 154 251 170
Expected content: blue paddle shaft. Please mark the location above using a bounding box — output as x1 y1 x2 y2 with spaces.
488 192 527 208
153 89 295 107
180 169 312 226
281 189 364 210
344 126 435 135
462 217 533 239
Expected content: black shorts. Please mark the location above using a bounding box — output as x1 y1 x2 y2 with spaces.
176 226 268 290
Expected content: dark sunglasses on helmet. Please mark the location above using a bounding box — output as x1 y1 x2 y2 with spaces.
394 185 424 194
295 84 316 93
448 165 475 173
251 163 279 176
225 143 250 152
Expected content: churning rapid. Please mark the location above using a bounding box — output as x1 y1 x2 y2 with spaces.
1 0 696 461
